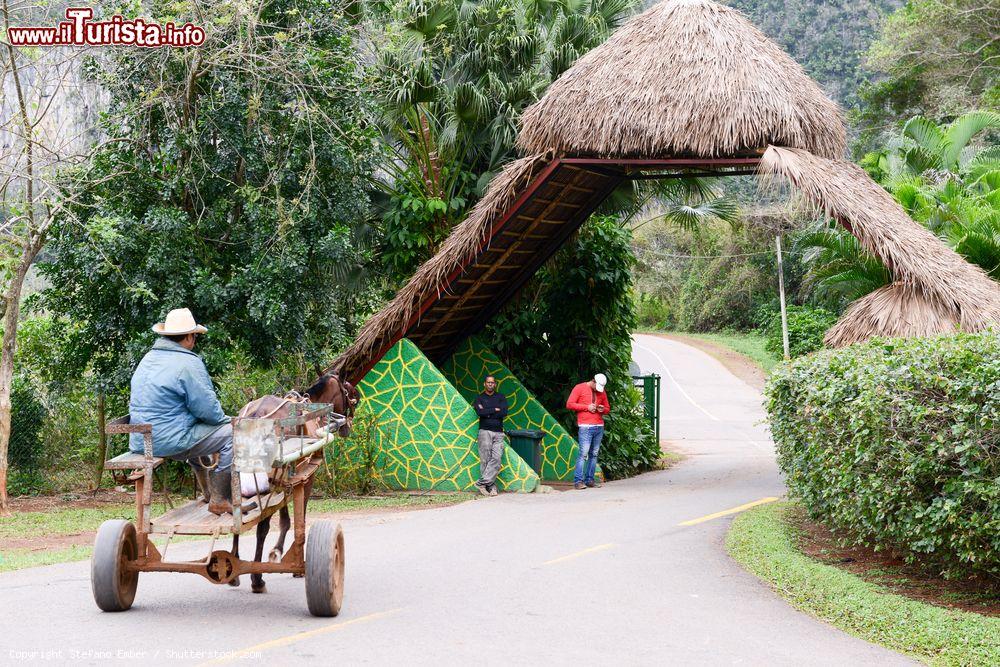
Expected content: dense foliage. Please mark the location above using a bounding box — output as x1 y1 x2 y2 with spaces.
724 0 901 109
38 0 378 391
766 333 1000 579
364 0 636 279
486 217 660 479
856 0 1000 147
763 305 838 359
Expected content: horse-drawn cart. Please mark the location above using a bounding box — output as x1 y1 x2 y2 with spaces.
92 402 347 616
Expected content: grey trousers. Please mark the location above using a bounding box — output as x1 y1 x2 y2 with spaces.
170 422 233 471
476 429 505 486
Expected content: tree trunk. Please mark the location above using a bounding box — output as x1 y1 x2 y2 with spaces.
93 392 107 490
0 250 31 514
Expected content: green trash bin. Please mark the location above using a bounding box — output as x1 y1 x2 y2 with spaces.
506 429 545 475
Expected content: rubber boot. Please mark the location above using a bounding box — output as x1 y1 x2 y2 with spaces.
190 464 211 503
208 470 235 515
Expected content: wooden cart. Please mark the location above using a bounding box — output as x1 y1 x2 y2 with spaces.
91 403 346 616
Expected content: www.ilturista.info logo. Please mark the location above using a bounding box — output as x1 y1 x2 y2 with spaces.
6 7 205 48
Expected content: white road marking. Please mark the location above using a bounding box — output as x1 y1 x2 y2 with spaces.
634 341 720 422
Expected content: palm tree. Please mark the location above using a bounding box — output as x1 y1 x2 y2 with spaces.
363 0 638 277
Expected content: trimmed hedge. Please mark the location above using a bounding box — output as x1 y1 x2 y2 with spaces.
765 332 1000 579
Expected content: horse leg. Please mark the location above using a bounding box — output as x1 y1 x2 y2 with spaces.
228 534 241 587
268 505 291 564
251 516 270 594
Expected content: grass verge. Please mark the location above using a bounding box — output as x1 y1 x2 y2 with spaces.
1 492 474 573
727 502 1000 666
668 331 779 373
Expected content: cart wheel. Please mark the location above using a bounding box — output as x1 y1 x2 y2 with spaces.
91 520 139 612
305 520 344 617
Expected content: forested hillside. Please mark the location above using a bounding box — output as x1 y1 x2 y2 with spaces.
722 0 902 109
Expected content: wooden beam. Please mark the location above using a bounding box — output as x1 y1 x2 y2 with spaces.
418 165 594 343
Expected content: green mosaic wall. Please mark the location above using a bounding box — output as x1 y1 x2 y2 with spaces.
441 337 583 482
351 338 538 492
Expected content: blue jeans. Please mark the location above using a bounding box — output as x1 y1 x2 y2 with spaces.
574 424 604 484
169 422 233 472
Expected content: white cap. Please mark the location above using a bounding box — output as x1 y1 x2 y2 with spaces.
593 373 607 391
152 308 208 336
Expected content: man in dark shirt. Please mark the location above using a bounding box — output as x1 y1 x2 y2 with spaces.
473 375 508 497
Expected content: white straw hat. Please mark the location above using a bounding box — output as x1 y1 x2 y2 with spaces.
593 373 607 391
152 308 208 336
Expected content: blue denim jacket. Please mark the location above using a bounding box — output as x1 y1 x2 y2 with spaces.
129 338 228 456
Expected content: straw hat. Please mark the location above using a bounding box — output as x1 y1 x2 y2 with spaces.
152 308 208 336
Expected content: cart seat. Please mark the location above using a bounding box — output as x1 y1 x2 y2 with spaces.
105 451 164 471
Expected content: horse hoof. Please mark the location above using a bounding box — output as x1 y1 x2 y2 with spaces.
268 548 282 563
228 577 241 588
251 582 267 594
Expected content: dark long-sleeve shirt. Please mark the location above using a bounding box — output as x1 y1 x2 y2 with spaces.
474 392 508 433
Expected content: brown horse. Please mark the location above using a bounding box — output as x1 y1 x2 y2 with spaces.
230 372 357 593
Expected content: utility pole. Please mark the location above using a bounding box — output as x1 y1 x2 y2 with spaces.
775 235 790 360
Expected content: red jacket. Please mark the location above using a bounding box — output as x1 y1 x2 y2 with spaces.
566 382 611 426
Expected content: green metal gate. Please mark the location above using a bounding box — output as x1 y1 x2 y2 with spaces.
632 373 661 438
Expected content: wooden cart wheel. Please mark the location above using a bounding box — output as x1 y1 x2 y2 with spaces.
305 520 345 617
91 520 139 612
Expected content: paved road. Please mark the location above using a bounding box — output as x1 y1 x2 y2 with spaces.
0 334 911 665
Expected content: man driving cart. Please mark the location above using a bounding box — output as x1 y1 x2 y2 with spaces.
129 308 239 515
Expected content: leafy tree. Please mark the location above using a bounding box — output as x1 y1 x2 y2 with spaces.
855 0 1000 149
38 0 379 394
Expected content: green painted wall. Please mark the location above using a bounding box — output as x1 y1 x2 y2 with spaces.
441 337 582 482
351 338 538 492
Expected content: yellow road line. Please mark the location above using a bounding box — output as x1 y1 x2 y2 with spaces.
543 543 615 566
198 608 404 665
679 497 779 527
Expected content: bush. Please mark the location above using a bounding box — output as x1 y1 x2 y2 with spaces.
634 292 674 330
765 332 1000 579
9 376 47 494
316 403 385 496
764 305 837 358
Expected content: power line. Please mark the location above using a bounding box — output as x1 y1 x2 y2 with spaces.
635 247 804 260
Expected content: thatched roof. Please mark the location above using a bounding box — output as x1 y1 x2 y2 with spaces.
760 146 1000 345
824 283 970 347
518 0 846 160
333 152 557 380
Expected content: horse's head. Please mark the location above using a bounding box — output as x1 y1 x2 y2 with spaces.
305 372 358 437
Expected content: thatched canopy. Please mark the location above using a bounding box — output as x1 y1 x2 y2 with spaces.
760 146 1000 345
331 0 997 383
518 0 846 160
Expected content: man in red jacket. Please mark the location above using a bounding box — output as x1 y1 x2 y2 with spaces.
566 373 611 490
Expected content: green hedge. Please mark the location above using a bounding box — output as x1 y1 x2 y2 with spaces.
765 332 1000 579
764 305 838 359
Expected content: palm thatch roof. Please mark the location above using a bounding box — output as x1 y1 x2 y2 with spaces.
333 152 557 379
518 0 846 160
760 146 1000 345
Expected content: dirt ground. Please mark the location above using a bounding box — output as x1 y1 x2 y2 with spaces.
648 333 767 391
790 509 1000 618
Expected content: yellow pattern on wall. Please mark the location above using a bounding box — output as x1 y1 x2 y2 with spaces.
349 338 539 492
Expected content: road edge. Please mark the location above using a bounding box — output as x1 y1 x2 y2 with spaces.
726 502 1000 666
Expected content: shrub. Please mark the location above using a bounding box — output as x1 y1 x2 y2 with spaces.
634 292 674 330
317 403 385 496
764 305 837 358
765 332 1000 579
9 376 47 494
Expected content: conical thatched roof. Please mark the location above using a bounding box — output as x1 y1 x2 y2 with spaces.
518 0 846 159
760 146 1000 345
